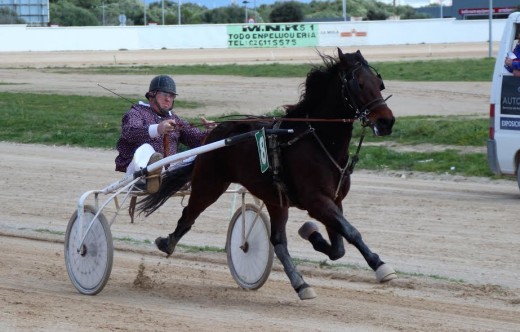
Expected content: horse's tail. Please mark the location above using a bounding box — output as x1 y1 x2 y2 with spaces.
137 160 195 216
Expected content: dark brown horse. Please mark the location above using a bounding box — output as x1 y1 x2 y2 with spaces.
140 48 396 300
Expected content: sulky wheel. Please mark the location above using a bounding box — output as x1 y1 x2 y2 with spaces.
226 203 273 290
64 205 113 295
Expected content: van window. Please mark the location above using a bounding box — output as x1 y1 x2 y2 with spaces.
504 23 520 75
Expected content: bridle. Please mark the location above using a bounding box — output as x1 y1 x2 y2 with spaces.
339 62 389 127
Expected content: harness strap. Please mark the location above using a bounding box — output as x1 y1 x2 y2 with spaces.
281 126 315 148
310 129 349 200
346 126 367 174
310 125 366 200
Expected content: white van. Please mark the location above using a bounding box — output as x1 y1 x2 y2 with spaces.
488 12 520 191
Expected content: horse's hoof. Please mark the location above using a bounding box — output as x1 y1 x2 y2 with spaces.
298 286 317 300
375 263 397 282
155 237 173 257
298 221 319 240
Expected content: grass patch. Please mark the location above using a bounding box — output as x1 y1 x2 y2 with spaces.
294 257 467 283
111 236 223 252
0 92 202 149
177 243 225 253
114 236 148 245
355 115 487 147
52 63 312 78
35 228 65 236
374 58 495 82
356 146 493 177
44 58 495 82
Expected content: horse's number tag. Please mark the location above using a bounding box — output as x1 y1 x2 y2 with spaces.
255 128 269 173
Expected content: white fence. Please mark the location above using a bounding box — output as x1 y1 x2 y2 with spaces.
1 18 506 52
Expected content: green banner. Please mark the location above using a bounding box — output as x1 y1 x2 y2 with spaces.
228 23 318 48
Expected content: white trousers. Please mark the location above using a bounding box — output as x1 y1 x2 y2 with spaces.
125 143 196 177
125 143 156 177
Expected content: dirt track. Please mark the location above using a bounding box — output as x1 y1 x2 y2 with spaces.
1 44 520 331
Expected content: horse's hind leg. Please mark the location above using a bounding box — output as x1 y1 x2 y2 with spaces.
267 205 316 300
155 175 230 256
306 200 397 282
298 221 345 261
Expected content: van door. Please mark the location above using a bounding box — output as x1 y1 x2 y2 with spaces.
488 12 520 190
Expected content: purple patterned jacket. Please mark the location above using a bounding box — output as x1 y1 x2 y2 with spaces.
115 102 207 172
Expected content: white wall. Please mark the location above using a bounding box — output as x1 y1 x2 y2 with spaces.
0 18 506 52
318 19 502 46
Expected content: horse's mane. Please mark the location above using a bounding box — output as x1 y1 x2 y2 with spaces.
284 52 340 118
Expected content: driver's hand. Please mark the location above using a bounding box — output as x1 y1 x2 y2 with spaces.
201 117 217 130
158 119 176 135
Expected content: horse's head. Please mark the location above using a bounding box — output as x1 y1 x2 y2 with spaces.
337 48 395 136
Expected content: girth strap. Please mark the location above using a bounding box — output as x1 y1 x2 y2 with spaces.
267 133 289 207
267 121 310 207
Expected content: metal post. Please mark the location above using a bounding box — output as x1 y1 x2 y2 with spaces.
102 1 105 26
440 0 443 19
243 1 249 23
144 0 147 26
178 0 181 25
162 0 165 25
342 0 346 21
489 0 493 57
254 0 257 22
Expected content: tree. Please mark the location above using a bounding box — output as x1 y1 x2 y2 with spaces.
201 5 244 24
50 0 99 26
366 7 388 20
178 3 207 25
269 1 304 23
305 0 342 20
47 0 433 26
0 7 24 24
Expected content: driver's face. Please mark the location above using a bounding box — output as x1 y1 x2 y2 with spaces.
152 91 176 114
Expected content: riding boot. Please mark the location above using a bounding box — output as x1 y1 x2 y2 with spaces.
146 152 163 193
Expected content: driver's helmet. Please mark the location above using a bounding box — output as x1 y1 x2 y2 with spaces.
146 75 177 99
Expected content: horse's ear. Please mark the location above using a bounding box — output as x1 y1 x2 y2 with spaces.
356 50 367 64
338 48 344 57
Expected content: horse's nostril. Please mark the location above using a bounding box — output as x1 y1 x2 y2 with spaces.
375 117 395 136
378 117 395 128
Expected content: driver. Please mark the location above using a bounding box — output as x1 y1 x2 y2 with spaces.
115 75 214 193
505 30 520 76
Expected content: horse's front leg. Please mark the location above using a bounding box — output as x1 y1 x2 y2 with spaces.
306 199 397 283
155 206 193 256
267 205 316 300
155 173 230 257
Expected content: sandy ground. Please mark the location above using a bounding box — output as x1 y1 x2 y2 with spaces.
1 44 520 331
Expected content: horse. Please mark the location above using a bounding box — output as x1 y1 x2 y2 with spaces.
139 48 396 300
